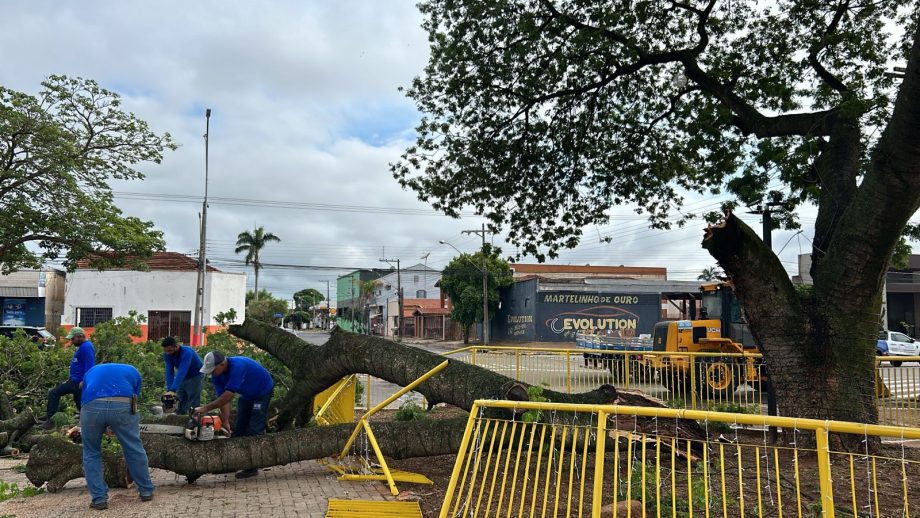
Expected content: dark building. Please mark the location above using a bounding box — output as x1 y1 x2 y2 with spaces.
492 277 701 342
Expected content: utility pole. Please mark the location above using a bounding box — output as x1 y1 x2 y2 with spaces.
380 258 402 340
462 224 491 345
325 280 331 330
748 201 789 251
192 108 211 346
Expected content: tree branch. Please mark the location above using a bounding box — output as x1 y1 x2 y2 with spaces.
807 1 850 94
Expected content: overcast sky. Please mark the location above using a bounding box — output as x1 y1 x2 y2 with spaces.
2 1 914 305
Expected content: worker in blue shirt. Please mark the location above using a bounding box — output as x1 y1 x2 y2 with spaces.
195 351 274 479
160 336 203 414
80 363 155 510
43 327 95 429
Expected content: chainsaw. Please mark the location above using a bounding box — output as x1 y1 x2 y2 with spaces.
139 414 227 441
160 393 178 414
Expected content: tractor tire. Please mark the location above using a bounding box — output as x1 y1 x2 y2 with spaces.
695 358 737 401
891 360 903 367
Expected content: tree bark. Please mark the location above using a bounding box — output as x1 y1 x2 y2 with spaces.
26 417 470 492
0 408 35 449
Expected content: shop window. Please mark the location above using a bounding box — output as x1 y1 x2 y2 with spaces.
76 307 113 328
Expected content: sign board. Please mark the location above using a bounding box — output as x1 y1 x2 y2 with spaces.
273 313 284 318
330 308 337 316
534 291 660 341
2 299 27 326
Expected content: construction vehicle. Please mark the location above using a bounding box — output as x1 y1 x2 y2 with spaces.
643 282 766 398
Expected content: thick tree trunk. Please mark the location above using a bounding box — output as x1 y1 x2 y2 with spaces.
26 417 470 492
0 408 35 450
704 214 878 448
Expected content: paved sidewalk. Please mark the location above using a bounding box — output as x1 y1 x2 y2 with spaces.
0 457 393 517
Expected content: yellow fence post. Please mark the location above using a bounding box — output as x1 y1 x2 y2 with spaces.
624 353 631 390
472 347 478 366
515 349 521 380
592 410 608 518
566 352 572 394
439 403 481 518
689 355 698 409
815 425 836 518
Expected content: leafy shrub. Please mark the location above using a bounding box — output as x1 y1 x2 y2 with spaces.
395 401 426 421
0 481 43 502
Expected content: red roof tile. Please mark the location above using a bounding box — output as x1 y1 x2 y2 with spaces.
76 252 221 272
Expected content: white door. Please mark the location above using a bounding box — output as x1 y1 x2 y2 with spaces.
890 332 916 355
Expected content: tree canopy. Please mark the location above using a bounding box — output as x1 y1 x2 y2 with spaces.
0 76 175 272
292 288 325 311
439 248 513 339
393 1 919 259
394 0 920 425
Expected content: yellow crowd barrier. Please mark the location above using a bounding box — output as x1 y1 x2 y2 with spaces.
441 400 920 518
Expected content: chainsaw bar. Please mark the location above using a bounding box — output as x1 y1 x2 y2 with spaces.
139 423 186 435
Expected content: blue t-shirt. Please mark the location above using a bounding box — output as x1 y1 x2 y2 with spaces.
211 356 273 400
70 340 96 383
81 363 142 404
164 345 203 391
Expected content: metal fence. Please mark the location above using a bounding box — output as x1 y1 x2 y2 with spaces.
440 400 920 518
445 346 920 428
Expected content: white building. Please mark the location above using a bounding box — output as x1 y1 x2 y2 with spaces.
369 263 440 335
62 252 246 345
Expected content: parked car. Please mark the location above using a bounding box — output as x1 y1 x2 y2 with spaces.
0 326 56 348
877 331 919 366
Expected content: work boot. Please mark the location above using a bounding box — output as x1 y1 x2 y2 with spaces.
42 420 55 431
90 501 108 510
235 468 258 479
140 493 154 502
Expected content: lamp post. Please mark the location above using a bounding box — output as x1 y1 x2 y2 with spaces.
440 238 490 345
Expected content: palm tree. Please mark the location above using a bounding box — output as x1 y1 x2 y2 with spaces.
235 226 281 301
697 266 722 282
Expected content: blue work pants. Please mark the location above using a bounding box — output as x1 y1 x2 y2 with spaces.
80 399 155 505
234 388 273 438
176 374 203 415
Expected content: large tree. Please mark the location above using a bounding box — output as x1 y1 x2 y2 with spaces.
440 247 513 343
235 226 280 301
292 287 325 311
392 1 920 426
0 76 174 272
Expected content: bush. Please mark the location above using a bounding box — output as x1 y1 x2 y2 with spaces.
395 401 426 422
0 311 293 423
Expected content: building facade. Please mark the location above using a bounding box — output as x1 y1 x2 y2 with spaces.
63 252 246 344
492 276 700 343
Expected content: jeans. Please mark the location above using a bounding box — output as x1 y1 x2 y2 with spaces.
234 388 273 438
80 399 155 504
46 379 81 418
176 374 203 415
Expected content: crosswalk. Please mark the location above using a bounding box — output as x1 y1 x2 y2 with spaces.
878 364 920 400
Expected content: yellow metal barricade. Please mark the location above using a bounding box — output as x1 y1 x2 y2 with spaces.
440 400 920 518
313 375 357 425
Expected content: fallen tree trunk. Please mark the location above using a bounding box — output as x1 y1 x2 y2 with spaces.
0 407 35 451
25 321 704 489
28 417 470 491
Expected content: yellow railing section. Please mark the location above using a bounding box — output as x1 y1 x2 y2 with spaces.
440 400 920 518
444 346 920 427
313 375 357 425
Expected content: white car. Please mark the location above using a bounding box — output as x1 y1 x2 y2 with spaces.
877 331 920 366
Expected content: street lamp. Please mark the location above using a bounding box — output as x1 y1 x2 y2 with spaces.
440 240 490 345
